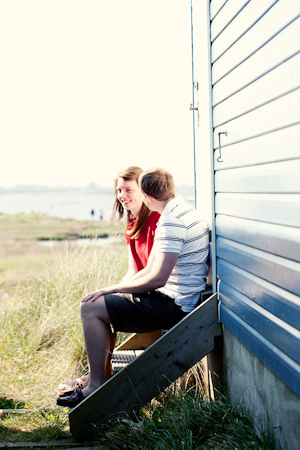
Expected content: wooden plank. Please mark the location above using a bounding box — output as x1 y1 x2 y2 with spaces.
220 303 300 398
210 0 228 21
213 123 300 170
213 16 300 103
217 237 300 296
69 294 221 440
216 215 300 262
0 441 98 449
217 259 300 331
219 281 300 365
0 446 97 449
115 330 162 351
215 159 300 193
211 0 277 63
212 0 300 85
215 193 300 228
213 88 300 148
211 0 251 42
213 52 300 127
0 409 39 415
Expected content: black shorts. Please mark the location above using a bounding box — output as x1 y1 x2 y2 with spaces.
104 290 187 333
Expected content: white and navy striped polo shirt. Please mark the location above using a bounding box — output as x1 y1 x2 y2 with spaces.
155 196 209 312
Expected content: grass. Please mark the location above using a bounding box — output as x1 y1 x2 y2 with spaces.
99 387 278 450
0 214 129 444
0 245 128 409
0 212 125 241
0 213 125 294
0 241 128 445
0 406 69 444
0 213 279 448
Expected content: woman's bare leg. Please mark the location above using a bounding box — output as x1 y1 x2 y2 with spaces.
80 296 111 397
105 323 117 381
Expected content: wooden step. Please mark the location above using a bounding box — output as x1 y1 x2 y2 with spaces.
69 293 221 441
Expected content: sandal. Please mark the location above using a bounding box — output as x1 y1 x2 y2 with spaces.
58 372 89 393
57 381 84 397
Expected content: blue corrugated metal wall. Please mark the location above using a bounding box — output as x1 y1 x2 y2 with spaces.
210 0 300 397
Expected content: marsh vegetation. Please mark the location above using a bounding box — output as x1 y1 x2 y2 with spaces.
0 214 278 448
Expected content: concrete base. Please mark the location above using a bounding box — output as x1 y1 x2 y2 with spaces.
222 327 300 450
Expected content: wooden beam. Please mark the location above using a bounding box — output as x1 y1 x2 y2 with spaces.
69 294 220 440
0 439 98 448
0 409 39 415
115 329 162 351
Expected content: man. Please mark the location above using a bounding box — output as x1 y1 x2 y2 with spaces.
57 168 209 407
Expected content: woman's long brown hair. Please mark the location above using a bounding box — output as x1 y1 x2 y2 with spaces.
113 166 150 239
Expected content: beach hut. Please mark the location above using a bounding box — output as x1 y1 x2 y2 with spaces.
192 1 300 449
69 2 300 448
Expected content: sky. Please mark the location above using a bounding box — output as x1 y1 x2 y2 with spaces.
0 1 195 188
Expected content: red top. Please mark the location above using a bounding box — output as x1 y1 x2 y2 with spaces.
125 211 160 272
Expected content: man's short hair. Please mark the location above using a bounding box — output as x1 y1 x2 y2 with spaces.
139 168 176 201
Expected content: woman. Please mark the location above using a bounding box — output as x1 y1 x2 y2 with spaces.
58 166 160 395
116 166 160 279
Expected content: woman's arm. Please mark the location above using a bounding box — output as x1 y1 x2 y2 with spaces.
124 247 155 281
121 247 138 281
82 251 178 302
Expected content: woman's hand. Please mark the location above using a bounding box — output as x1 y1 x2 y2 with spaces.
81 285 118 303
81 290 105 303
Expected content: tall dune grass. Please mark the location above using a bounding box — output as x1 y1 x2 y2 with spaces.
0 242 128 408
0 239 279 448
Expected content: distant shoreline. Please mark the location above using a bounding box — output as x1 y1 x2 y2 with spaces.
0 185 114 195
0 183 193 195
0 185 195 222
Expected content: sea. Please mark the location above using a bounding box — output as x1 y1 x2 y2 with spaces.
0 191 116 221
0 186 195 222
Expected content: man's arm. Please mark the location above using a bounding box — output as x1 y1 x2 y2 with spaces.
82 251 178 302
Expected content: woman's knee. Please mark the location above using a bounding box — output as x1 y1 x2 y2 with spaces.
80 300 92 319
80 297 110 322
